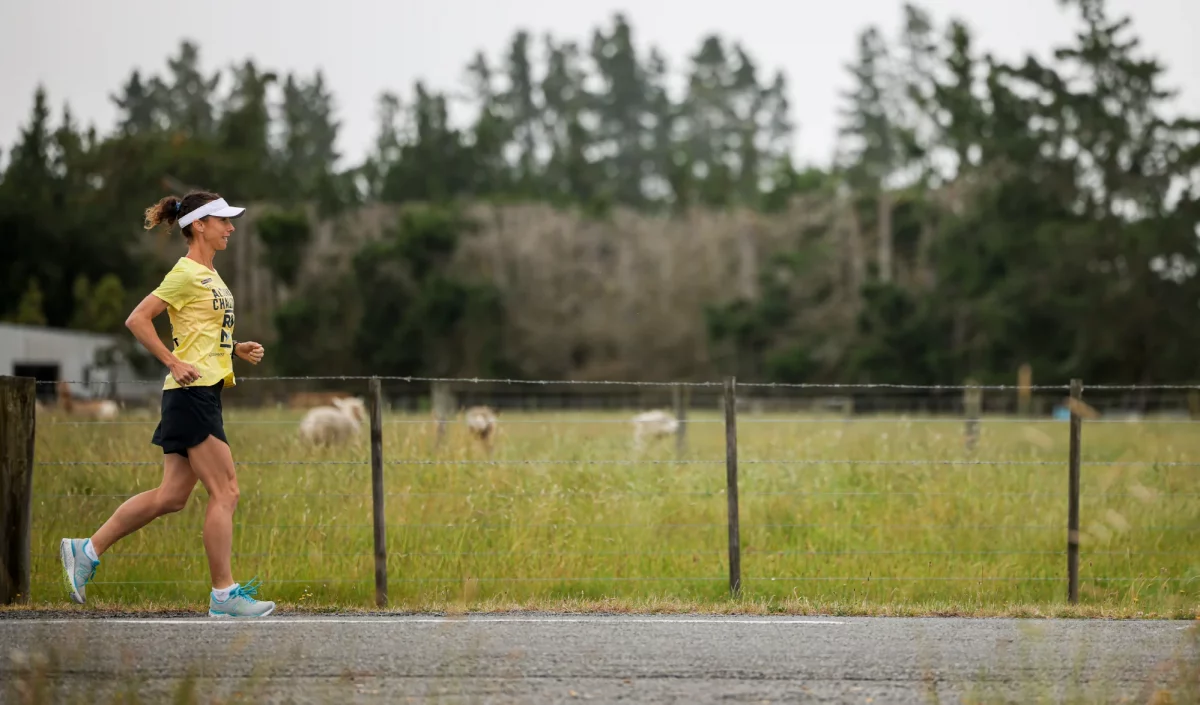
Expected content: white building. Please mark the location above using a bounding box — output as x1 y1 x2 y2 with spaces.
0 322 151 402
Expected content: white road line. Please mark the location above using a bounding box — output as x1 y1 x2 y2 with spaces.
3 617 847 626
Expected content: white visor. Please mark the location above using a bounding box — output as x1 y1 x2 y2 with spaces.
178 198 246 227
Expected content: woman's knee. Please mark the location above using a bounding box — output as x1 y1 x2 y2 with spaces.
189 436 240 509
210 483 240 510
156 490 191 514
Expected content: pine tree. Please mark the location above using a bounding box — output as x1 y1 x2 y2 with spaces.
362 92 402 200
590 14 651 207
838 27 905 191
5 86 54 203
13 280 48 327
153 41 221 139
111 70 161 135
542 37 596 205
464 52 512 197
278 71 340 202
932 20 985 175
681 36 737 207
502 31 542 194
219 60 277 198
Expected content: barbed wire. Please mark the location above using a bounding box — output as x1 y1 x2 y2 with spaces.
381 458 1199 467
31 549 730 559
45 420 301 427
38 416 1200 427
203 522 1200 531
35 376 1076 389
28 575 1189 587
736 382 1070 391
743 576 1190 582
1085 384 1200 391
31 578 365 586
33 490 1200 500
36 523 1200 537
35 460 368 466
35 549 1196 560
35 375 1200 404
33 458 1200 470
31 521 1087 531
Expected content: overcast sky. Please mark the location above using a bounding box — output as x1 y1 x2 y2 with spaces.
2 0 1197 170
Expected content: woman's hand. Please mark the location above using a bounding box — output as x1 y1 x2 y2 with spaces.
235 341 265 365
168 359 202 386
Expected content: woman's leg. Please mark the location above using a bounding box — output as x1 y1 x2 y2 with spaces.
183 435 240 590
90 453 198 556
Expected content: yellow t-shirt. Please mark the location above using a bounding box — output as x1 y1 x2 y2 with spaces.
152 257 236 391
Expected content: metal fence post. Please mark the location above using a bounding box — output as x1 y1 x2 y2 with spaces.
0 376 36 605
673 383 688 458
1067 378 1083 604
724 376 742 598
369 377 388 608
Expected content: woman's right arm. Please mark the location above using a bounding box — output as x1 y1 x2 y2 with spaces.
125 294 202 385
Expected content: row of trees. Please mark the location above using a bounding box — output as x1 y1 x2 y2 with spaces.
710 0 1200 384
3 0 1199 384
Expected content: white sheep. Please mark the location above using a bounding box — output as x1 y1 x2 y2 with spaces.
298 396 367 446
464 405 498 453
631 409 679 449
56 380 119 420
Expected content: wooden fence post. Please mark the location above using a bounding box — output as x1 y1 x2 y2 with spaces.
1067 378 1083 605
673 384 688 458
964 379 982 452
724 376 742 598
431 382 455 449
1018 363 1033 417
1 376 36 605
369 377 388 608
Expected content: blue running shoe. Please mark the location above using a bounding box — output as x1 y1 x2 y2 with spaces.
59 538 99 604
208 577 276 618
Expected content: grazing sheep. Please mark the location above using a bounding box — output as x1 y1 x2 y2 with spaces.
464 405 498 452
631 409 679 448
298 396 367 446
56 381 119 421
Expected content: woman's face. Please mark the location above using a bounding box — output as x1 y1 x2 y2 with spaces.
192 213 236 250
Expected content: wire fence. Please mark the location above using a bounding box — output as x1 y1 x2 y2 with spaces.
6 374 1200 607
45 372 1200 408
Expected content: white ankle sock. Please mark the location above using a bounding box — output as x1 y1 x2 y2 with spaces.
83 539 99 563
211 583 238 601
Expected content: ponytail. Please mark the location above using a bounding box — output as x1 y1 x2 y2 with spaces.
143 195 182 230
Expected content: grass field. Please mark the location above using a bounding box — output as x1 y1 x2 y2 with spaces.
22 390 1200 616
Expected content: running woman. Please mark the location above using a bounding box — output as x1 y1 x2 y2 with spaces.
59 190 276 618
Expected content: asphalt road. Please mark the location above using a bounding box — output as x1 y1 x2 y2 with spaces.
1 614 1193 703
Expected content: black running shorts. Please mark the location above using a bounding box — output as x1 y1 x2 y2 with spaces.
150 380 228 456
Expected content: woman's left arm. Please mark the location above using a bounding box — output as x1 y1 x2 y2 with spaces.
234 341 265 365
